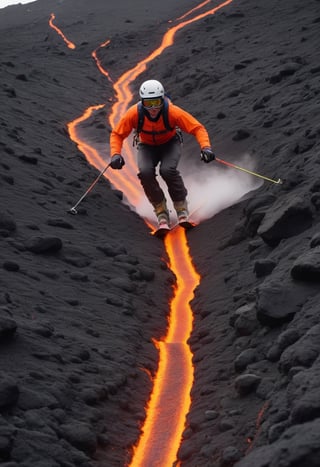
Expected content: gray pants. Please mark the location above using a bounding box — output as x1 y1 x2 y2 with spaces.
137 136 187 206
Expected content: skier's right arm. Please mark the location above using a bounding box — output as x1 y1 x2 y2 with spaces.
109 106 138 169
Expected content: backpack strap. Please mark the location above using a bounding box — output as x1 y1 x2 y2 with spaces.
136 101 145 135
162 98 174 132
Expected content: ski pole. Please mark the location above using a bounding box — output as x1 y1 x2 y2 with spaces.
215 157 282 185
68 163 111 214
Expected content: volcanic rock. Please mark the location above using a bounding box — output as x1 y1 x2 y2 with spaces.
291 246 320 281
257 195 313 246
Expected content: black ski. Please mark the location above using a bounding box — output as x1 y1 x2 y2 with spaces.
153 225 171 239
153 220 195 239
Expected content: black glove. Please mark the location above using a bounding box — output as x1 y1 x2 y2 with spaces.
110 154 125 170
200 147 216 163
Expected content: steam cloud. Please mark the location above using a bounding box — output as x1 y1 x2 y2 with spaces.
136 152 262 226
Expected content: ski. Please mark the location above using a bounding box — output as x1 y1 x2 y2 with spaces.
153 220 195 239
178 220 195 230
153 225 171 239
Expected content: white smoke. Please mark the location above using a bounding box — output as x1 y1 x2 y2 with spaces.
135 152 263 226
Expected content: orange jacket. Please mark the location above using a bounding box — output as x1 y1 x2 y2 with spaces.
110 100 211 155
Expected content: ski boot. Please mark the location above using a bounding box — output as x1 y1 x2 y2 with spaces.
153 199 170 238
154 199 170 228
174 200 189 223
174 200 194 230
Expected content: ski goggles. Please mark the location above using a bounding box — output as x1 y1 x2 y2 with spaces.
142 98 163 109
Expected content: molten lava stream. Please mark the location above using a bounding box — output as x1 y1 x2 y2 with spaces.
59 0 235 464
49 13 76 50
130 228 200 467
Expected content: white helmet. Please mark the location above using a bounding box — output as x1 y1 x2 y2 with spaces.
139 80 165 99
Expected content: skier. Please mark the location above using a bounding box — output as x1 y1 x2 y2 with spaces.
109 79 215 229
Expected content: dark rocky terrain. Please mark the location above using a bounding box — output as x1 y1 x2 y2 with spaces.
1 0 320 466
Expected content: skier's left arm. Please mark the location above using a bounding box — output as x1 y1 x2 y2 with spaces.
171 105 216 163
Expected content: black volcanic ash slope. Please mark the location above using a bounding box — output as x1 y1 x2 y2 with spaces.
159 0 320 465
1 0 320 466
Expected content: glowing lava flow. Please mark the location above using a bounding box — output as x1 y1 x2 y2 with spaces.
246 401 270 453
92 40 113 83
130 228 199 467
49 13 76 50
67 105 105 169
55 0 234 464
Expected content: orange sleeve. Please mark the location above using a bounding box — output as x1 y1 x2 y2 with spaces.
110 105 138 156
169 103 212 149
